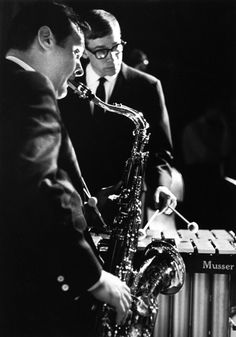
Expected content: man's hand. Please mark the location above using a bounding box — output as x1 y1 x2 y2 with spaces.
89 270 131 325
154 186 177 215
96 181 122 208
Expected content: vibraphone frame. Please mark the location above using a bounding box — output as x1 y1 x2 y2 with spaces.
139 229 236 337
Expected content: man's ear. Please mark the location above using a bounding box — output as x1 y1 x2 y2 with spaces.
38 26 54 50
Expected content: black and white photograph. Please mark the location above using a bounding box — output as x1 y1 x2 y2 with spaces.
0 0 235 336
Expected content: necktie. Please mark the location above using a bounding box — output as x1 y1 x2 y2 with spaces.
93 77 106 120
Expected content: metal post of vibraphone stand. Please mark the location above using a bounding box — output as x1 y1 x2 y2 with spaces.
155 272 191 337
191 272 211 337
151 229 235 337
211 273 231 337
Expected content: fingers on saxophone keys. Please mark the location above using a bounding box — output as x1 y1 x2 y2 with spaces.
116 284 132 325
123 289 132 312
116 299 131 325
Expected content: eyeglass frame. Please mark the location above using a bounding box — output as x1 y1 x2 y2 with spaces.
86 40 127 60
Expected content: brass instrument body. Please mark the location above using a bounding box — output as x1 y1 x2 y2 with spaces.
68 80 186 337
96 240 186 337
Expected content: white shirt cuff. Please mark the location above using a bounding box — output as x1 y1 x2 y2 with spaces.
87 271 104 292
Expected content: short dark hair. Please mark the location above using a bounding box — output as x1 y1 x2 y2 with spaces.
6 1 83 51
82 9 121 41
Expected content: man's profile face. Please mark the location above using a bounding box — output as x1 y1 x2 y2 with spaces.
85 26 123 77
52 23 84 99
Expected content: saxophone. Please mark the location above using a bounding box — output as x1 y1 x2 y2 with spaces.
68 80 186 337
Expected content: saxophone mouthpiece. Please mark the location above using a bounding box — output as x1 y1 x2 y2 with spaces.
67 80 95 101
67 79 77 91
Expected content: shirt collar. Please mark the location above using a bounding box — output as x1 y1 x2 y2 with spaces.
6 55 35 72
86 63 100 87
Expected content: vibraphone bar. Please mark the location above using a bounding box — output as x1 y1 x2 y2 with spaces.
139 229 236 337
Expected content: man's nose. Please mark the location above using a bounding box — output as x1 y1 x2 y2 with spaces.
106 51 117 62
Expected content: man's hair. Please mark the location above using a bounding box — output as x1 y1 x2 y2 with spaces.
6 1 84 51
82 9 121 40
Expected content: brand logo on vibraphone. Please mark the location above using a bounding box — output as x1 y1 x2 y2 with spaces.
203 260 235 271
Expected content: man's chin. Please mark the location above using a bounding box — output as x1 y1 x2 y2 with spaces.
105 65 121 77
56 86 68 100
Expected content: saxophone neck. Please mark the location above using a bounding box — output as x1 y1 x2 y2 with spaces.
68 79 149 130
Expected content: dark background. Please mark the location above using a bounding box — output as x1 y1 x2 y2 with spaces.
0 0 235 229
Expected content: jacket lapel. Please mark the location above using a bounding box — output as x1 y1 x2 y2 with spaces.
109 63 129 104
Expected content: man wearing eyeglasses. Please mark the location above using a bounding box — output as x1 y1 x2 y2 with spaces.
59 9 177 226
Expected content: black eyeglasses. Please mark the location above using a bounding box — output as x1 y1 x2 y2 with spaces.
86 40 127 60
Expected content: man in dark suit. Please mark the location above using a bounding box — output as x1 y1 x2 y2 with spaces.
59 9 177 224
0 3 131 337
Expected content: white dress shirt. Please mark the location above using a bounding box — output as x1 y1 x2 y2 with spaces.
6 55 35 71
86 63 118 113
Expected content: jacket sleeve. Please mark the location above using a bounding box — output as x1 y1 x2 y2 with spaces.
115 65 174 195
144 78 173 199
5 70 102 296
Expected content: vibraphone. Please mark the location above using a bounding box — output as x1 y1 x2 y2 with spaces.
139 229 236 337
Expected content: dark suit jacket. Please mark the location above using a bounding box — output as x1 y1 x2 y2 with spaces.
0 60 102 336
59 62 173 208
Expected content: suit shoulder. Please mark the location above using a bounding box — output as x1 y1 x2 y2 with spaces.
14 69 55 95
2 65 58 118
2 60 54 98
122 63 160 86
